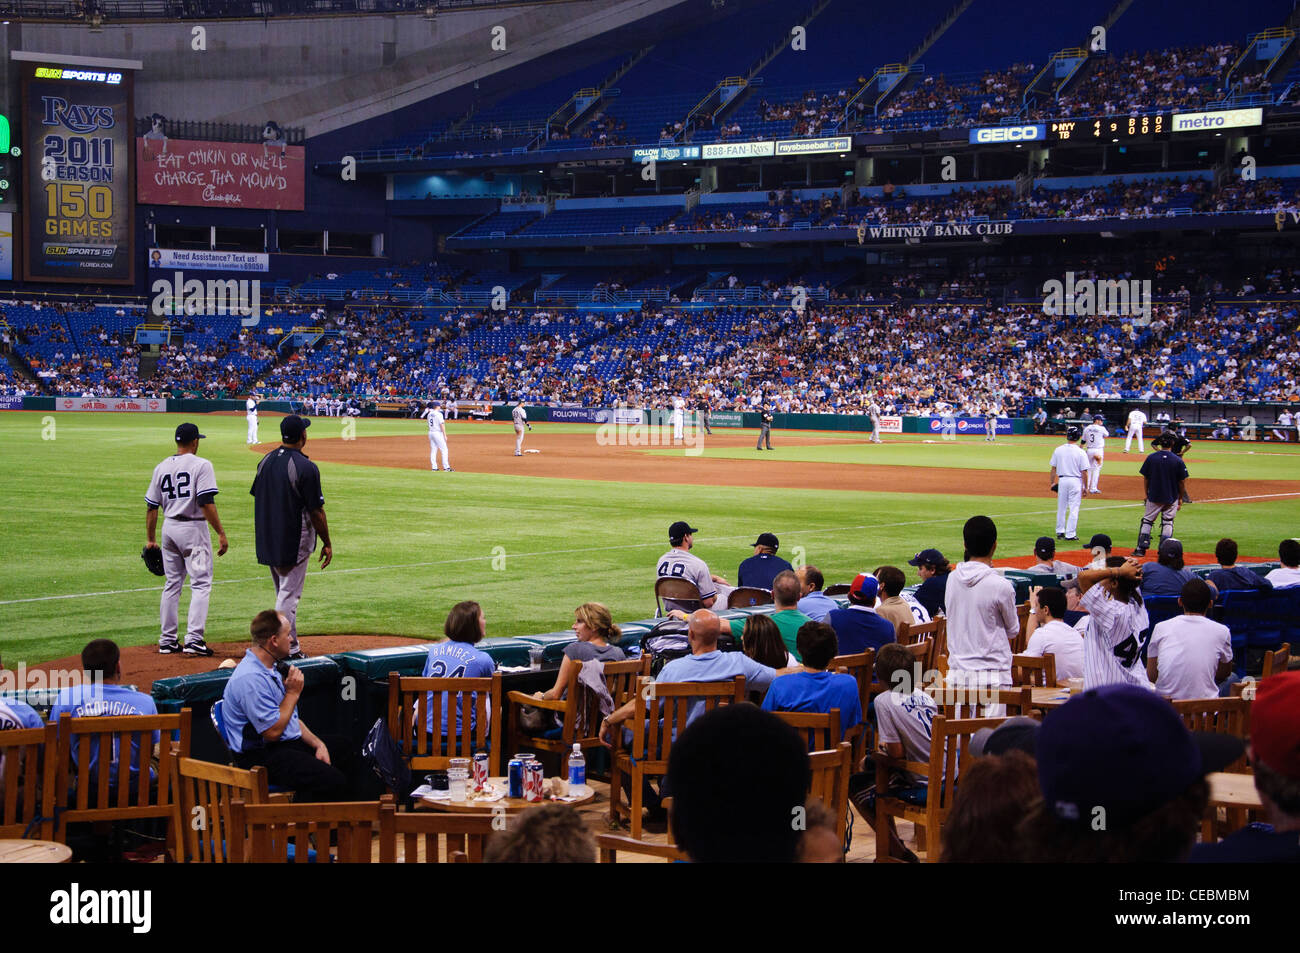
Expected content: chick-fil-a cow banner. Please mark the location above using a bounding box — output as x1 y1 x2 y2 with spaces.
136 138 305 210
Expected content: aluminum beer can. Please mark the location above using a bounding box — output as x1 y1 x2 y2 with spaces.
472 752 489 791
507 758 525 799
524 761 544 803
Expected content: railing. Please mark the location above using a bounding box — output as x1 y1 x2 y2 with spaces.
134 118 305 145
2 0 574 21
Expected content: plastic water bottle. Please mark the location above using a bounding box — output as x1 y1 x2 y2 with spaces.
568 743 586 792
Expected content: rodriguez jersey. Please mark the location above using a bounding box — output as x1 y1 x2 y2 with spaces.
1082 423 1107 451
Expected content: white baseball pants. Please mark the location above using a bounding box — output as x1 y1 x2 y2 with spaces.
429 432 450 469
871 417 882 443
1125 425 1144 452
1087 450 1104 492
515 424 525 453
1056 476 1083 537
160 520 213 647
247 417 258 443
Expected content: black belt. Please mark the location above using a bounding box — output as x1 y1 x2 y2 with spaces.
169 515 201 521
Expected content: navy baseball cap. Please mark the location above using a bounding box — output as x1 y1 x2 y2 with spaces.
908 548 946 567
1093 414 1104 422
1034 536 1056 559
1037 685 1243 828
849 573 879 602
669 521 698 543
1066 426 1081 441
1158 538 1183 559
1085 533 1112 550
751 532 779 550
971 716 1040 758
174 422 206 443
280 414 311 442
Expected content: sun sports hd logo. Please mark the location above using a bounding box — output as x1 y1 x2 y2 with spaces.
49 884 151 933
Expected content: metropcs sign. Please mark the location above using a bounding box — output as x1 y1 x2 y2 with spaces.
969 124 1046 144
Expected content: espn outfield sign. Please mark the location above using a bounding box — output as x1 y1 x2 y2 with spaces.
877 416 903 434
57 396 167 412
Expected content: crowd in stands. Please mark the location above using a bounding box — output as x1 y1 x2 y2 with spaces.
880 65 1034 130
756 84 861 137
13 518 1299 864
5 290 1300 408
1043 45 1237 120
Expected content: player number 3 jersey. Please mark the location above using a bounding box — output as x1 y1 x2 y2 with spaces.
146 454 218 520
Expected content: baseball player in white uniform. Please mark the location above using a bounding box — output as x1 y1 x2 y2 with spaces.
1272 410 1293 443
670 397 685 443
1082 414 1108 494
1049 427 1089 541
868 399 883 444
145 422 228 656
984 402 1000 443
245 395 259 445
422 402 452 471
1124 407 1148 453
513 400 531 455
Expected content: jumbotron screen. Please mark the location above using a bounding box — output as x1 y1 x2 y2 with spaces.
21 61 134 284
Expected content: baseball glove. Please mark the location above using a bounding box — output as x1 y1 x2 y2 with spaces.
142 545 165 576
1050 483 1059 493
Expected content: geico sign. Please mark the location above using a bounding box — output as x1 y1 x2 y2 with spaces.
971 125 1044 144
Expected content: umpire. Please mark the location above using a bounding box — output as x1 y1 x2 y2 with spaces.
1133 434 1189 558
251 414 333 659
1162 425 1193 503
756 406 774 450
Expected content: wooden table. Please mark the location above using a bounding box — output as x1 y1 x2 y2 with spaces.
1203 771 1262 842
1030 686 1076 711
0 839 73 863
1207 771 1262 810
415 777 596 814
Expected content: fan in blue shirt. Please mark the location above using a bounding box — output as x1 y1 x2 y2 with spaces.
50 640 159 778
796 565 840 622
422 601 496 738
737 533 794 591
828 574 896 655
1206 539 1273 594
762 621 862 742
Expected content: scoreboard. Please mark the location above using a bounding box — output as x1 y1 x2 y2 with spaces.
1050 113 1169 141
21 61 135 284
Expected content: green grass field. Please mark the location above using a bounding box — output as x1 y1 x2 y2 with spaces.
2 410 1297 667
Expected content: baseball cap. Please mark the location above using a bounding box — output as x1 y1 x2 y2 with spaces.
1251 670 1300 778
1158 538 1183 560
280 414 311 442
971 716 1040 758
1085 533 1112 550
174 422 206 443
908 548 946 568
1093 414 1104 422
751 532 780 550
1034 536 1056 559
668 520 699 544
1037 684 1244 828
1066 426 1081 441
848 573 879 602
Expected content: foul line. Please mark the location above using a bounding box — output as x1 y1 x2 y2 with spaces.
4 490 1299 607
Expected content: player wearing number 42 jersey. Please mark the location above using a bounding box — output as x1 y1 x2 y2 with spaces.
145 423 229 656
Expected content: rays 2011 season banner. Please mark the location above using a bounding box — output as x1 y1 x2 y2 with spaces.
22 63 134 284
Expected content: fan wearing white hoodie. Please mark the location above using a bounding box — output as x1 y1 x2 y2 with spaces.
944 516 1019 711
